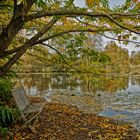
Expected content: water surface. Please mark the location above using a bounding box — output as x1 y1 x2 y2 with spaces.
14 73 140 130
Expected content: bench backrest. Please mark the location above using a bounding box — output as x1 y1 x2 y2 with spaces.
12 87 30 111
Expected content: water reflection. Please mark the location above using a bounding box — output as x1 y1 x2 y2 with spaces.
14 73 133 94
14 73 140 130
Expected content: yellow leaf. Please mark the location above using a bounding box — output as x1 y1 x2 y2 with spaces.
86 0 94 7
85 0 100 8
135 3 140 9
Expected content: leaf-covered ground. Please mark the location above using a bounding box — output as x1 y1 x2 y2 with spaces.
10 98 139 140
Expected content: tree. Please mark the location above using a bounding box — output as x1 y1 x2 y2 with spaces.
103 41 130 73
130 51 140 65
0 0 140 76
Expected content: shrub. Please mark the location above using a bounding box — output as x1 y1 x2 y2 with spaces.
0 77 12 102
0 72 16 139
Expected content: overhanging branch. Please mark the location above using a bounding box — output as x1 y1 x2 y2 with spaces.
26 10 140 35
74 17 140 45
40 43 91 73
34 28 122 45
99 33 140 45
0 27 121 59
0 18 58 72
26 10 140 22
0 47 21 58
0 18 58 59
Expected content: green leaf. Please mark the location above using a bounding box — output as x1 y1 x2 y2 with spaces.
126 0 131 2
11 112 14 122
36 0 46 8
22 0 27 6
101 0 109 7
2 109 6 123
6 109 11 122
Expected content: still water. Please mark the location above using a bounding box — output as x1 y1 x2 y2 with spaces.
15 73 140 130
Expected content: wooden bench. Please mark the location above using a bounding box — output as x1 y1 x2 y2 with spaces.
12 87 45 132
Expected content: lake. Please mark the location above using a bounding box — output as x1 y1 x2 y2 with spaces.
14 73 140 130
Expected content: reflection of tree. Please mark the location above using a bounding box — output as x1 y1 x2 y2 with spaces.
130 51 140 65
50 74 82 90
74 74 129 93
15 74 131 95
131 77 140 86
16 74 83 94
103 76 128 93
17 74 50 93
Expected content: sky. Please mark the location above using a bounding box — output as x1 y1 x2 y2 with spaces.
74 0 126 8
109 0 125 7
74 0 140 53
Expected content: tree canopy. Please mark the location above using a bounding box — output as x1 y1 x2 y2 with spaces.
0 0 140 76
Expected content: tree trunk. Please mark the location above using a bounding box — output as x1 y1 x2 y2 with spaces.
0 43 30 77
0 0 36 52
0 17 25 52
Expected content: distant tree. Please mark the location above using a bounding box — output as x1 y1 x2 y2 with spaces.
104 41 130 73
130 51 140 65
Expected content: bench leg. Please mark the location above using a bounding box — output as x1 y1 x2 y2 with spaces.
16 111 41 133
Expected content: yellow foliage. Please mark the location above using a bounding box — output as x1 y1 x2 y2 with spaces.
85 0 100 8
135 3 140 9
86 0 94 7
